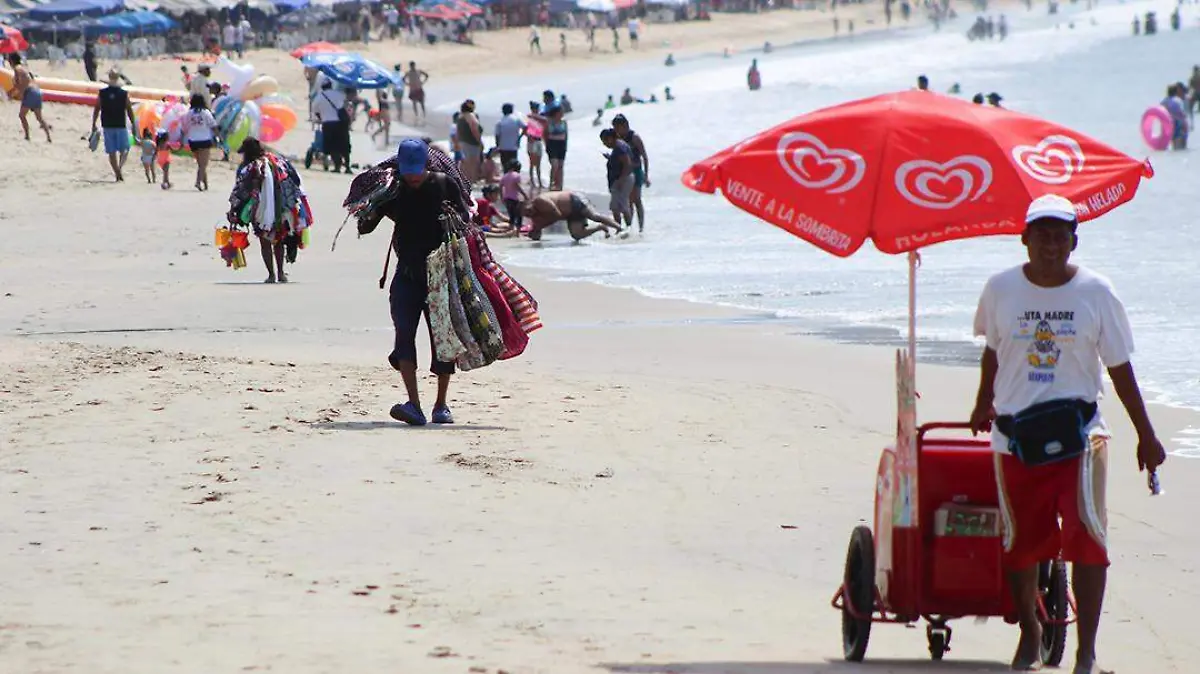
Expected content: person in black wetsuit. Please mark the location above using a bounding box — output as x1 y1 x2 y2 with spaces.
356 138 460 427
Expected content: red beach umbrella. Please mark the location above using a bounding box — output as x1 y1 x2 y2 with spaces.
682 90 1153 257
290 41 346 59
0 24 29 54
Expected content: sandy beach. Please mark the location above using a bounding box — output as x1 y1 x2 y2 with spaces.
4 6 1200 673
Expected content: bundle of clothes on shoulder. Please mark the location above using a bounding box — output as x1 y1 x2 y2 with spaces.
227 151 315 262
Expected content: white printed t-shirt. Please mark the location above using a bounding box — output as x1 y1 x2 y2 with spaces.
973 264 1135 453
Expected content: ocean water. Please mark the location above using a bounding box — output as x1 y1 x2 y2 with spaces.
504 0 1200 410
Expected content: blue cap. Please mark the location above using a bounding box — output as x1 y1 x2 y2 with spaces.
395 138 428 176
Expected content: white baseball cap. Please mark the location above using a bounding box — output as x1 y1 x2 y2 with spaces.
1025 194 1078 225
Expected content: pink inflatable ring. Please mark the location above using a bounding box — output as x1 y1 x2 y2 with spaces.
1141 105 1173 151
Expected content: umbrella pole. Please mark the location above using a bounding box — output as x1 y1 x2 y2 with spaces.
907 250 918 385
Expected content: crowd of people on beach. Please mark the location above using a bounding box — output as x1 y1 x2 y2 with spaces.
438 88 653 242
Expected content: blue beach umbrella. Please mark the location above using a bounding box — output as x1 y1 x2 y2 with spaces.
300 51 397 90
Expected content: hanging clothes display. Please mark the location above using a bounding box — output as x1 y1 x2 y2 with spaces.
226 151 314 266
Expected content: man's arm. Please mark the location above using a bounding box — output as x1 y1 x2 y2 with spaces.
1107 362 1166 472
634 136 649 180
970 347 998 434
125 98 137 130
91 98 101 130
494 121 501 148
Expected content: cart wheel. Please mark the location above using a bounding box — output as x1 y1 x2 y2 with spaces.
304 148 314 170
928 631 947 660
322 155 330 171
1039 558 1069 667
841 525 875 662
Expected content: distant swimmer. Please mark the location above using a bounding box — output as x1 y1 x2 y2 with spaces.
665 53 676 66
916 74 929 91
763 41 773 54
665 86 675 101
604 94 616 109
593 108 604 127
620 88 635 105
972 93 985 104
949 82 962 94
747 59 762 91
987 92 1003 108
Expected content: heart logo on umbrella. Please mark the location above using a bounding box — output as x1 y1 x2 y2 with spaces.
894 156 993 210
1011 135 1086 185
776 132 866 195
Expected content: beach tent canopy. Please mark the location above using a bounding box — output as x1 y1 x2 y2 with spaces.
277 4 334 26
134 0 278 16
272 0 308 11
83 9 177 35
574 0 638 11
28 0 125 21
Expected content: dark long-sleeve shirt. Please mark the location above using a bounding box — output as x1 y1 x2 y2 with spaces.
358 172 453 275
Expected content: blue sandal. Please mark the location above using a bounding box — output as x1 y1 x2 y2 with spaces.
389 402 427 426
431 405 454 425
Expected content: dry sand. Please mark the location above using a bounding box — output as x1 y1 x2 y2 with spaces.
4 7 1200 673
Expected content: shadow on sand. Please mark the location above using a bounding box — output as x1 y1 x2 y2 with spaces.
312 420 509 432
599 659 1012 674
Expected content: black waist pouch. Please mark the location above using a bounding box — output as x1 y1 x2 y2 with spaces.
995 399 1098 466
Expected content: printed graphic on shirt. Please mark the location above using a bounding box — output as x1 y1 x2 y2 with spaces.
1015 310 1076 383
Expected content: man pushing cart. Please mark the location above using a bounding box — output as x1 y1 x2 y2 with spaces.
682 90 1164 673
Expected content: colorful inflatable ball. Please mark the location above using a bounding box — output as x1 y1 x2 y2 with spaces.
259 114 285 143
1141 105 1173 151
260 102 298 131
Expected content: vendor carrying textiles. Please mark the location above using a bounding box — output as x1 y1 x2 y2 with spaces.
346 138 541 427
227 138 314 284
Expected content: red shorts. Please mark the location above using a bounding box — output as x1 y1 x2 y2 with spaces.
993 436 1110 569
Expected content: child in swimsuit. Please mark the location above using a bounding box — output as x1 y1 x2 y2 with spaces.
155 130 172 190
140 128 158 184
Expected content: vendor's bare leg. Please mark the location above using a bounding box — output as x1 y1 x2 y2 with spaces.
1008 565 1043 670
259 237 276 283
1072 564 1112 674
396 360 421 409
435 373 450 409
273 242 287 283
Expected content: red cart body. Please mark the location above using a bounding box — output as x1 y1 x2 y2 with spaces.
835 351 1072 663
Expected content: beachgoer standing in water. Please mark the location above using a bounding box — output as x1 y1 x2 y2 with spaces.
92 70 136 181
970 194 1165 674
612 114 650 233
747 59 762 91
531 103 568 190
525 101 545 189
355 139 459 426
405 61 429 122
7 54 52 143
523 190 620 242
494 102 525 171
1163 84 1189 149
600 128 634 231
456 99 484 183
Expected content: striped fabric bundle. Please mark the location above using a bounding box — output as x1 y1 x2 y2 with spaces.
468 230 542 335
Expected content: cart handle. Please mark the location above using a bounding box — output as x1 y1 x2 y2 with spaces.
917 422 982 445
